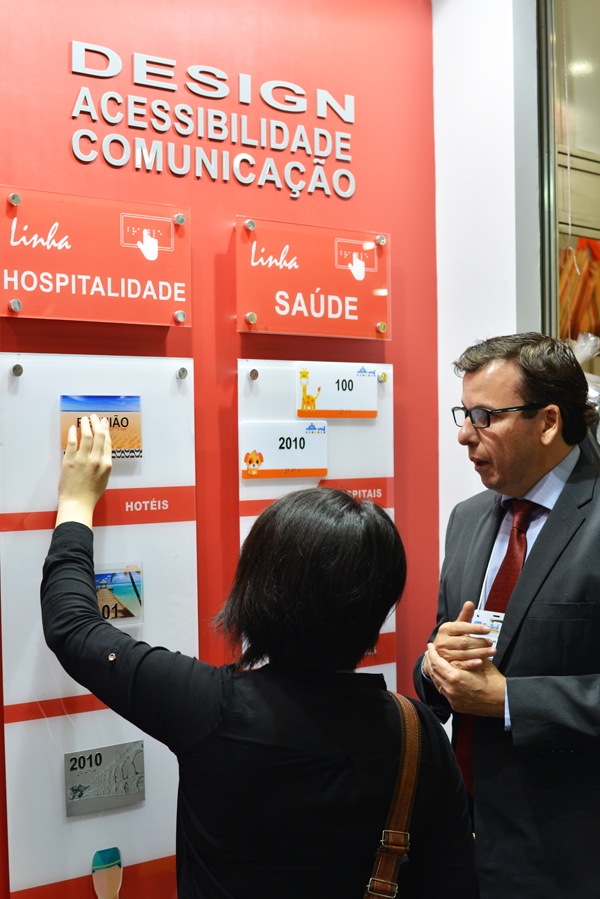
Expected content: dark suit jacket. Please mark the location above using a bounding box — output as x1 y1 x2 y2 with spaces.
414 450 600 899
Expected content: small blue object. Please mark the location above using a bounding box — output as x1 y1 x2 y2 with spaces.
92 847 122 872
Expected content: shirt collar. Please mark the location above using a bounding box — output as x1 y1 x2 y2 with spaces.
501 445 580 512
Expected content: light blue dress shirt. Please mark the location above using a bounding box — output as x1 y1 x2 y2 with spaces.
482 446 580 727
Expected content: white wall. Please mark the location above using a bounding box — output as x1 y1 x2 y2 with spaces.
432 0 541 556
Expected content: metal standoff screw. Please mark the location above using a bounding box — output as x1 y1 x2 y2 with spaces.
173 213 186 225
9 299 22 312
174 310 186 323
8 192 21 206
245 312 257 325
11 364 23 377
378 372 388 383
249 368 259 381
375 321 387 334
375 234 386 246
244 219 256 231
177 367 188 380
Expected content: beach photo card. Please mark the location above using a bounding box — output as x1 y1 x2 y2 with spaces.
60 395 142 458
95 563 143 623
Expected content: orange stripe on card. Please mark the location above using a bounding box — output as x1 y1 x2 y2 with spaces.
5 693 108 724
0 486 196 532
241 468 327 480
11 855 176 899
357 630 396 668
296 409 377 418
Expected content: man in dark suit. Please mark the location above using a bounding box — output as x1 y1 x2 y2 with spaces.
414 332 600 899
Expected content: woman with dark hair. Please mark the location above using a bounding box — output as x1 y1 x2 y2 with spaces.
216 485 408 672
42 415 476 899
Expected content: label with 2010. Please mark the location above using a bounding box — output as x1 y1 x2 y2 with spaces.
279 436 306 450
69 752 103 771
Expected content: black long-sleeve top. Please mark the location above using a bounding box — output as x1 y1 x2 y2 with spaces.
41 522 476 898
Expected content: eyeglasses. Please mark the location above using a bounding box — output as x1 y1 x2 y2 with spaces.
451 404 545 429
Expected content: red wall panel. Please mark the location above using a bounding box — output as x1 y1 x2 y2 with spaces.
0 0 438 893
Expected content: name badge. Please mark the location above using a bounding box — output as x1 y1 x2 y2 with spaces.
471 609 505 651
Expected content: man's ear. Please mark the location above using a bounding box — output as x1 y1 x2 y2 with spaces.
540 404 562 445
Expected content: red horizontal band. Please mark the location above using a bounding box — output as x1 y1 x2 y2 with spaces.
318 477 393 507
11 854 176 898
4 641 395 723
0 510 55 531
4 634 395 724
0 485 196 532
357 630 396 669
239 478 393 519
5 693 108 724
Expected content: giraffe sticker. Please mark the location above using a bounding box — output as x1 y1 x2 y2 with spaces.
295 361 380 418
299 369 321 411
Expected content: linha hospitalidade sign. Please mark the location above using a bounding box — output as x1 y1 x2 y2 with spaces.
1 185 191 327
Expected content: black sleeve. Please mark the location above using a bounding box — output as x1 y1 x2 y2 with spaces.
41 522 229 754
412 505 458 724
413 650 453 724
398 701 477 898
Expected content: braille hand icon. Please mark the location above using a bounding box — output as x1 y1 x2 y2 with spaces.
348 252 365 281
137 229 158 261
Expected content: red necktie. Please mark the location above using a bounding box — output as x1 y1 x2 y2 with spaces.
485 500 535 613
454 499 535 794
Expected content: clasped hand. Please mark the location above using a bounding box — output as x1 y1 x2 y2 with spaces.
56 414 112 529
424 601 505 717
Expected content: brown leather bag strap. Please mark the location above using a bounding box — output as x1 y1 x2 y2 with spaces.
364 692 422 899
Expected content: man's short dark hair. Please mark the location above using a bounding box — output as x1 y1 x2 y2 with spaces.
216 488 406 671
454 332 597 445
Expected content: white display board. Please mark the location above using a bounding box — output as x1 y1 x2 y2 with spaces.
2 523 198 708
0 353 195 514
4 712 176 891
238 358 396 687
0 353 197 893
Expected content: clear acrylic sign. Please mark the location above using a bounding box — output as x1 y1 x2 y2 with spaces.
238 358 396 686
236 217 391 340
1 186 191 326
